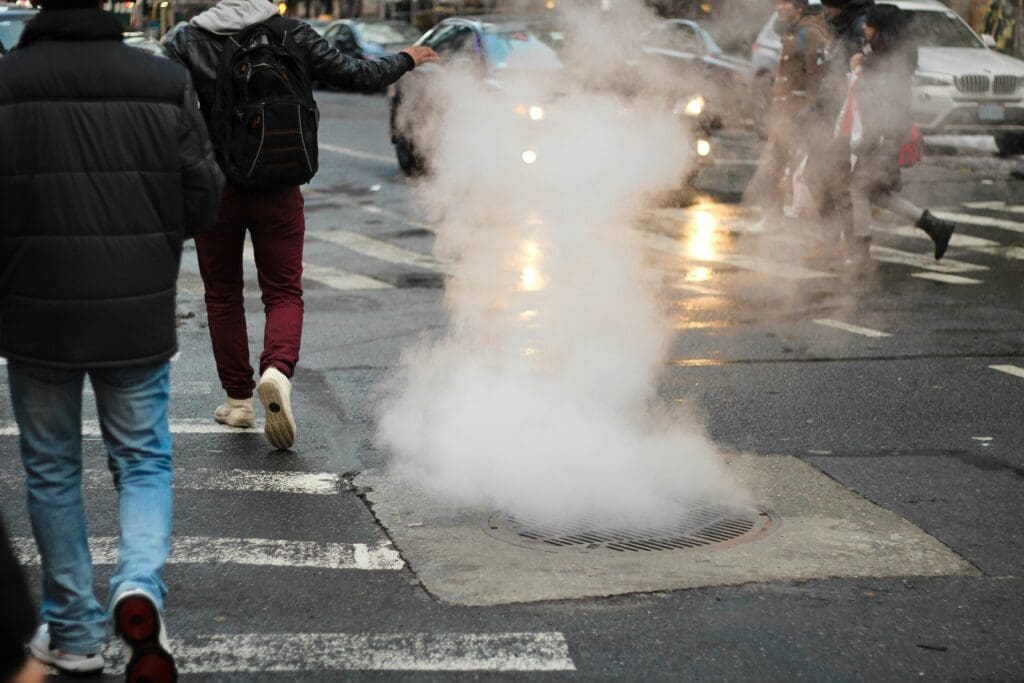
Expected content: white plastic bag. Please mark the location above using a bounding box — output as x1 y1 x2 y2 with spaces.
791 154 818 219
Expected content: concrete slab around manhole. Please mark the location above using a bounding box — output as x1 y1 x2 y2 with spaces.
355 455 978 606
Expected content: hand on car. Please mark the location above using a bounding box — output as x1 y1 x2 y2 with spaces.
402 46 440 67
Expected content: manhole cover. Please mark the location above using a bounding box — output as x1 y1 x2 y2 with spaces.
485 502 775 554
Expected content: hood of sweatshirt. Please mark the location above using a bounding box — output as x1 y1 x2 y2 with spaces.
191 0 279 35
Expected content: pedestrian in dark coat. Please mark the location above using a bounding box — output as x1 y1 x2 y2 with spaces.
0 0 222 678
847 3 955 263
163 0 438 451
1 513 46 683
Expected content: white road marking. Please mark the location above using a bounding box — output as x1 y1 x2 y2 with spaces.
813 318 892 338
932 210 1024 235
963 201 1024 215
672 283 723 296
319 143 394 164
0 419 262 436
910 272 983 285
990 364 1024 381
642 233 834 280
303 261 394 291
0 358 6 365
13 536 405 570
875 224 1003 250
311 230 455 275
0 469 339 495
870 246 987 274
95 632 576 673
243 243 392 290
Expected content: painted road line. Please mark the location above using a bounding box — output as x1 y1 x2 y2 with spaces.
0 419 262 436
932 210 1024 235
243 243 392 290
319 143 394 164
875 224 1002 250
0 358 5 365
14 536 405 570
910 272 983 285
813 319 892 338
0 468 339 495
356 203 433 229
963 201 1024 215
311 230 455 275
641 233 835 280
990 364 1024 380
672 283 723 296
95 632 575 674
870 246 987 274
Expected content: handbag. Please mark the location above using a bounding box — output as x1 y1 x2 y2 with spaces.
899 123 923 167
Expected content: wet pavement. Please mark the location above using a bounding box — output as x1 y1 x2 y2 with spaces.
1 90 1022 679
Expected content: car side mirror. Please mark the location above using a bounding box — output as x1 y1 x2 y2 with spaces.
982 33 996 48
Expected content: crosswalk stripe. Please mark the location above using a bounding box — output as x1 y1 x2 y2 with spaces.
311 230 455 275
875 224 1024 261
319 143 394 164
641 232 835 280
990 364 1024 380
96 632 575 673
869 246 987 274
13 536 405 570
242 243 393 291
0 419 262 436
813 318 891 338
911 272 983 285
932 210 1024 235
963 201 1024 215
0 468 339 495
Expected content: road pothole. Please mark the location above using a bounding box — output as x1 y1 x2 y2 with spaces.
484 502 776 554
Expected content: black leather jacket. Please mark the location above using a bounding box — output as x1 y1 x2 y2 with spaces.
164 16 414 129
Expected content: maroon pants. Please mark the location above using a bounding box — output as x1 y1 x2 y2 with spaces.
197 185 304 400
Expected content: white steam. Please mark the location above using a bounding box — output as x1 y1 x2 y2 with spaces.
376 1 742 526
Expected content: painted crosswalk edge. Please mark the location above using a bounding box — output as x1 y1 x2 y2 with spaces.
0 419 261 436
989 364 1024 380
96 633 576 673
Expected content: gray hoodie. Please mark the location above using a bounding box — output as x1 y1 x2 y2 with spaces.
191 0 279 35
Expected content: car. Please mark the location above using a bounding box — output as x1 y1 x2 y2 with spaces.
321 18 422 59
639 19 755 128
0 3 35 55
751 0 1024 155
389 16 564 175
123 32 167 58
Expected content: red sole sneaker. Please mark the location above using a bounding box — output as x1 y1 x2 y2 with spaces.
114 594 178 683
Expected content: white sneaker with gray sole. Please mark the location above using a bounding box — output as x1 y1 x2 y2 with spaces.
257 367 296 450
29 624 105 675
213 396 254 428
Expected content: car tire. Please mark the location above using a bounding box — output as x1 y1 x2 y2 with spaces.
395 135 426 176
994 133 1024 157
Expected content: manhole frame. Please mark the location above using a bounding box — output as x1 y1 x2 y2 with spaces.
483 502 779 555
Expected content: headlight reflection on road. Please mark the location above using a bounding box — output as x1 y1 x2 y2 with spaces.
519 239 546 292
522 149 538 165
687 209 717 262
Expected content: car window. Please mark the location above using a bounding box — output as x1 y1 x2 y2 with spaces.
431 25 477 57
323 24 337 39
0 16 29 50
481 29 562 70
356 22 420 46
904 10 985 49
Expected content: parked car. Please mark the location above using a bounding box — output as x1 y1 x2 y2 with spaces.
0 3 34 55
751 0 1024 155
123 32 166 58
389 15 564 175
321 18 422 59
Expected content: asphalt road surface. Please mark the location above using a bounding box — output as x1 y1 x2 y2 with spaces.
1 90 1022 680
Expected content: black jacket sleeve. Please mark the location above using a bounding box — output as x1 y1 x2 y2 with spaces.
293 22 414 92
0 514 35 680
177 75 223 238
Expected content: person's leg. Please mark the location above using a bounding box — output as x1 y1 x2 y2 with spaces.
250 187 305 379
90 362 173 608
197 185 255 401
876 193 925 223
7 363 106 655
250 187 305 450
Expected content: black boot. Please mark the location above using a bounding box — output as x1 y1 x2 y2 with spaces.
917 210 955 260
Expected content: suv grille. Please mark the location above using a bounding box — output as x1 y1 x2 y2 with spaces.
993 75 1020 95
955 75 991 94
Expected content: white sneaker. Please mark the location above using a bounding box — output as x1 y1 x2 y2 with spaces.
257 367 296 450
113 589 177 683
29 623 105 675
213 396 254 428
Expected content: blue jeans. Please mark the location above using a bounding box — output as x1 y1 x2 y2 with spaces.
7 361 173 655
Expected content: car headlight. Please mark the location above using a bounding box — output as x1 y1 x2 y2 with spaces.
674 95 706 117
914 71 954 87
696 139 711 157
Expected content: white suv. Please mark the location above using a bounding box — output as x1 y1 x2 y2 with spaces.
751 0 1024 155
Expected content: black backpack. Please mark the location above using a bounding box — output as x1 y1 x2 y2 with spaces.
212 17 319 190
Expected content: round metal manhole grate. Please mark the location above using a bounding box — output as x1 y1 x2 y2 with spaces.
485 502 775 554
